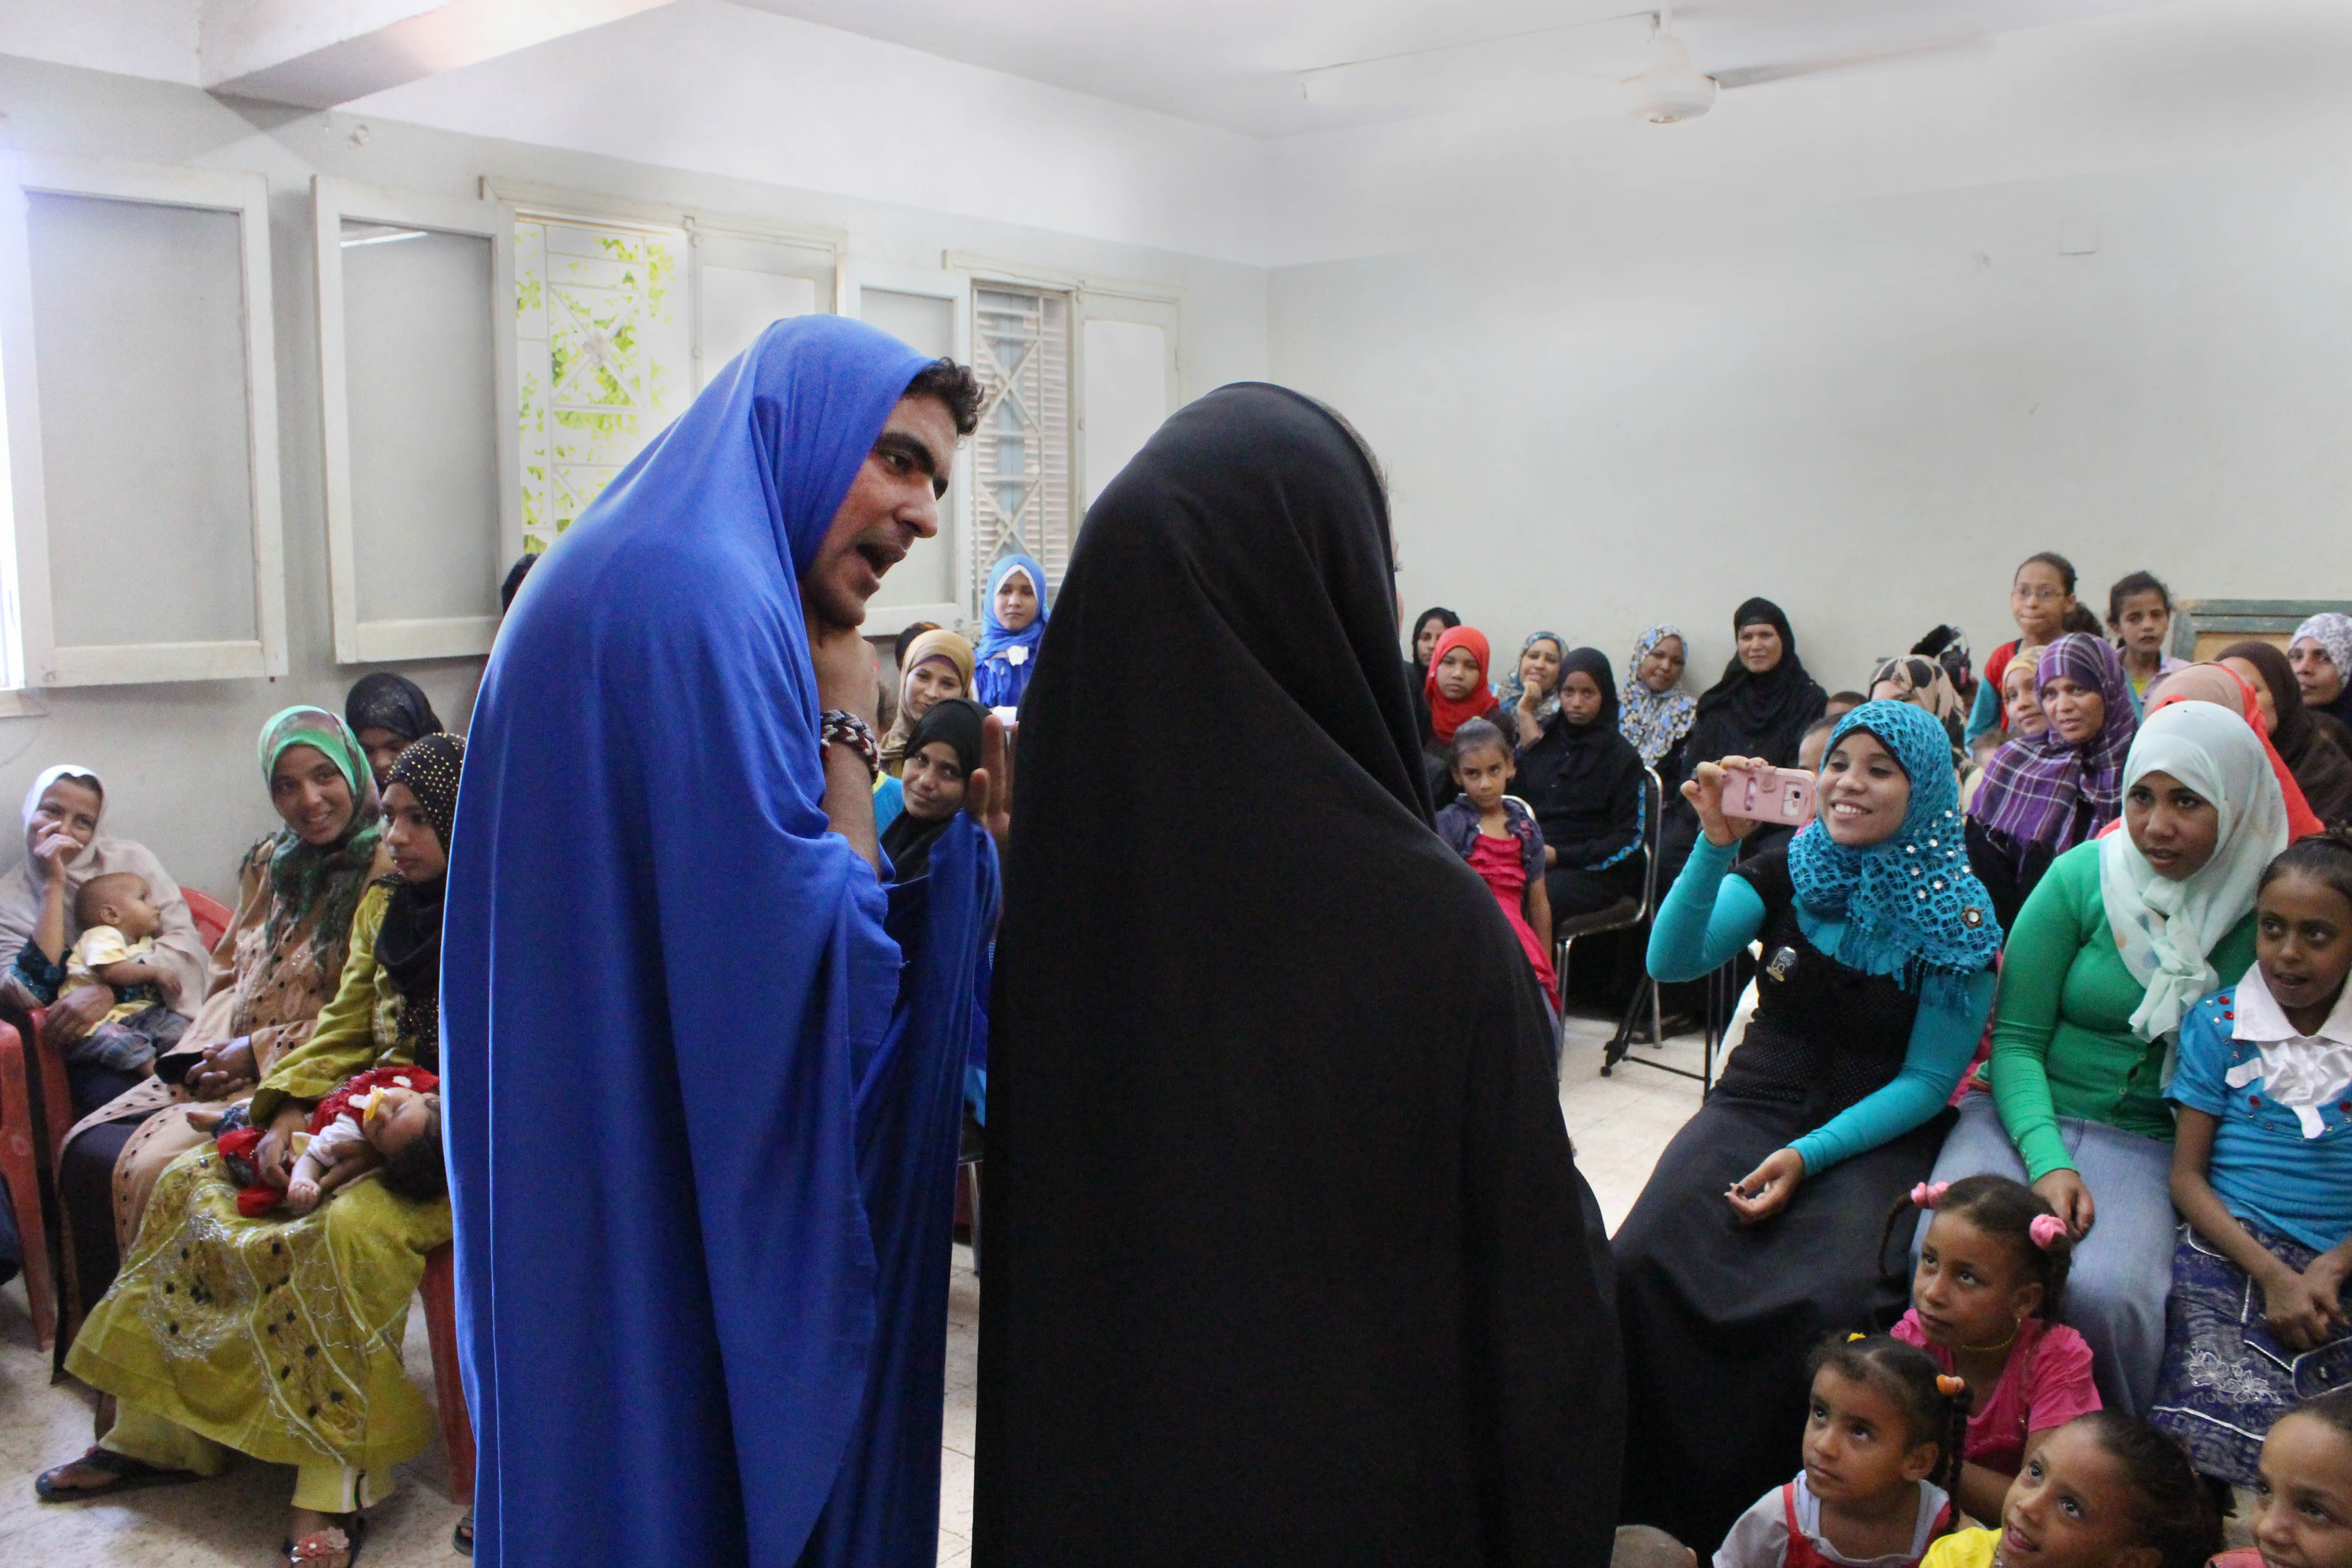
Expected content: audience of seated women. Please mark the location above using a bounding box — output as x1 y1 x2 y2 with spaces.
53 710 389 1313
1655 598 1828 890
39 735 465 1568
1924 700 2288 1416
1616 702 2001 1550
2218 638 2352 830
2293 613 2352 731
1513 646 1648 925
1966 633 2137 932
1964 553 2081 750
1619 622 1696 777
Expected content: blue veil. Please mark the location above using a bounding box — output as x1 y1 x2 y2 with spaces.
973 553 1048 710
444 315 988 1567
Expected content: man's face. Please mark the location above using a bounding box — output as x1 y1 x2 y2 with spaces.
804 394 958 628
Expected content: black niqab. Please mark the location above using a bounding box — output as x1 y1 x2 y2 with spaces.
1685 597 1828 771
975 384 1622 1567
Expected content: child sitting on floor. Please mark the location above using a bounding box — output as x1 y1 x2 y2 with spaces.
1716 1334 1960 1568
1433 717 1558 1011
2152 834 2352 1489
2212 1386 2352 1568
284 1064 442 1214
61 871 185 1073
1921 1412 2219 1568
1891 1176 2103 1524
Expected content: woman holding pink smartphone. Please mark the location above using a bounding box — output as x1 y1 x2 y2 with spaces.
1613 701 2004 1551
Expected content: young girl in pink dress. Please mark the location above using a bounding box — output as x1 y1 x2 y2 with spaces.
1433 717 1558 1009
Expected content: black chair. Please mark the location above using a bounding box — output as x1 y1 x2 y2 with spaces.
1553 769 1662 1077
1601 766 1728 1095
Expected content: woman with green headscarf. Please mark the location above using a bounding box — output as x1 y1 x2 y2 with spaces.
54 707 387 1317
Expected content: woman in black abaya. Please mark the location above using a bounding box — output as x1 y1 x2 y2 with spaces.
975 385 1622 1568
1655 598 1828 889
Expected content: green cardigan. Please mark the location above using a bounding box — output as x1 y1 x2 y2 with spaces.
1987 839 2258 1180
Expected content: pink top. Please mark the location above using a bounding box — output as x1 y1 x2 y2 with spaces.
1892 1309 2101 1476
1467 832 1558 995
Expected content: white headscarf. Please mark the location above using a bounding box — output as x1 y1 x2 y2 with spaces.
22 763 103 832
2100 701 2289 1048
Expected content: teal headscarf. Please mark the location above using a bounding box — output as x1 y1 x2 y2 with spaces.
255 706 384 980
1786 700 2001 1005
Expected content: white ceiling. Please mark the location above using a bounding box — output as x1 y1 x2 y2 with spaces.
725 0 2190 137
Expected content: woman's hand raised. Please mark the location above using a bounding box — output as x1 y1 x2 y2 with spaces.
1725 1147 1805 1224
31 827 79 878
1684 756 1764 849
965 712 1014 856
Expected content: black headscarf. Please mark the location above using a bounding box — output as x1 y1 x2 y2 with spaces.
1515 647 1646 870
1408 607 1460 739
345 673 444 752
2219 640 2352 828
880 697 985 882
1684 597 1828 774
975 384 1621 1566
376 732 463 1065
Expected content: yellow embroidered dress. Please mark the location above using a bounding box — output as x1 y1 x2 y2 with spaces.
66 882 449 1481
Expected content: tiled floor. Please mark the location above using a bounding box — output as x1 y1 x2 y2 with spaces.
0 1007 1702 1567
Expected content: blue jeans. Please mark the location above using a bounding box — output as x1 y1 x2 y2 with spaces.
1920 1090 2176 1414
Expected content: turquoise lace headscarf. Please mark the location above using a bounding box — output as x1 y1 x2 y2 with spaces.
255 706 384 982
1786 700 2001 1006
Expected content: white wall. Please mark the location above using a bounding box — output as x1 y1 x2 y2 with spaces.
1268 0 2352 691
0 51 1267 895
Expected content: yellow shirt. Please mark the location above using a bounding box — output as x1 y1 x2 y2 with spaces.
67 924 159 1023
1921 1528 1999 1568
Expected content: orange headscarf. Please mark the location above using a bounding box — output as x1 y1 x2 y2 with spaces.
2094 663 2324 841
1423 626 1495 745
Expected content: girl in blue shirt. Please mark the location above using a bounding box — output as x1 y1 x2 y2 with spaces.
2154 832 2352 1485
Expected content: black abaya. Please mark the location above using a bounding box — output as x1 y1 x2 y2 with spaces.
976 385 1623 1568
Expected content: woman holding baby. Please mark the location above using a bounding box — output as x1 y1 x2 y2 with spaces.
37 733 465 1568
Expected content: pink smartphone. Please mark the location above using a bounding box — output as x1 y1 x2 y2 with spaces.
1718 764 1817 827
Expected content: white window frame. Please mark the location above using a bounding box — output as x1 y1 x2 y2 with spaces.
313 176 518 664
688 216 845 393
0 152 285 686
843 256 973 636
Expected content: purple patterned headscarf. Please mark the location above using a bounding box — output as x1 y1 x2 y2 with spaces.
1968 632 2138 851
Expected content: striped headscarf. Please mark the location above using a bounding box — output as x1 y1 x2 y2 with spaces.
1968 633 2136 852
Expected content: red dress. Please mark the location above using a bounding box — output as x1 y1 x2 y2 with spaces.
308 1064 439 1136
1467 832 1558 997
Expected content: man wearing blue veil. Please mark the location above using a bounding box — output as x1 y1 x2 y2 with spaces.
443 316 997 1567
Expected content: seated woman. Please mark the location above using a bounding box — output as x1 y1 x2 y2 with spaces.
1615 701 2001 1550
39 735 466 1568
1620 622 1697 778
1499 630 1567 749
1966 633 2136 933
55 710 387 1314
2293 613 2352 732
343 671 444 789
1655 598 1828 891
2140 662 2324 841
877 627 975 834
0 767 209 1115
1513 646 1647 924
1421 625 1506 806
1923 700 2288 1416
883 697 987 882
1407 606 1461 741
2218 639 2352 830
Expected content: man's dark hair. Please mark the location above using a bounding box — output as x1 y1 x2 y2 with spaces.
906 359 984 437
500 552 538 613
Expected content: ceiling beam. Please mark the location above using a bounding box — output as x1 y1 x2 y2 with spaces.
201 0 677 108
